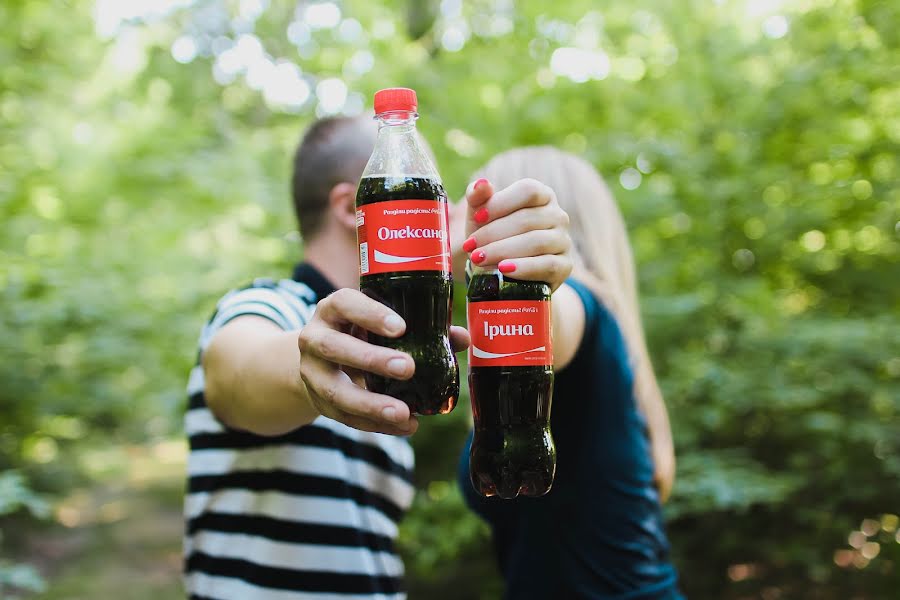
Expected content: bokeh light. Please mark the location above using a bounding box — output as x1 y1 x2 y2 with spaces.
619 167 642 190
304 2 341 30
316 78 348 115
763 15 790 39
550 47 610 82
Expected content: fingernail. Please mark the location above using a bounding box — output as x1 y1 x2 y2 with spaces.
387 357 409 377
498 260 516 274
474 178 489 190
473 208 489 224
462 237 477 253
382 406 401 423
472 250 486 264
384 314 405 335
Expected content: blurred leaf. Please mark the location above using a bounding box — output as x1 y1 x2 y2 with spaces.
0 472 50 519
0 561 47 596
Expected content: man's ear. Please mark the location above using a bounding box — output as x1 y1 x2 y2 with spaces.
328 182 358 231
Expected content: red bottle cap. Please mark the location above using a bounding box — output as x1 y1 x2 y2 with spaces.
374 87 418 114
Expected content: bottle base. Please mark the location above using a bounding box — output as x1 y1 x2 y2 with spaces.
411 397 457 416
469 430 556 500
471 470 554 500
468 424 556 499
364 372 459 416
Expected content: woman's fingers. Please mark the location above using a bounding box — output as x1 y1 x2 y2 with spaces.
463 178 495 238
461 177 573 291
470 229 571 268
488 255 573 286
468 178 555 225
465 178 493 209
464 204 568 249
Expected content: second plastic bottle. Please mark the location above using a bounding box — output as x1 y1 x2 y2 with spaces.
467 268 556 498
356 87 459 415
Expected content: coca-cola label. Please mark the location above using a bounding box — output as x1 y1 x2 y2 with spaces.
356 199 451 275
468 300 552 367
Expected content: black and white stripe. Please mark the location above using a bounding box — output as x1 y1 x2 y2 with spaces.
184 275 415 599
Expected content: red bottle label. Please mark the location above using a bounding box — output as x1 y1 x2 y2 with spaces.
468 300 552 367
356 199 451 275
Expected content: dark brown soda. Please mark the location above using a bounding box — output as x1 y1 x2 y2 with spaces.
468 272 555 499
357 175 459 415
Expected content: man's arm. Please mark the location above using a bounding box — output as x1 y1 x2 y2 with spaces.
202 316 319 436
203 289 470 437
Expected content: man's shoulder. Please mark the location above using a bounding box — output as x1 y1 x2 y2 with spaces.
221 276 319 307
198 276 319 343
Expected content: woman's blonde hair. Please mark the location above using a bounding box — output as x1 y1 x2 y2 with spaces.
474 146 675 501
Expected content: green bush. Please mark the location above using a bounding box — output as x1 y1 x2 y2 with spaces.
1 1 897 597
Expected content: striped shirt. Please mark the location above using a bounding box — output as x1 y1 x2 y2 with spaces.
184 263 415 600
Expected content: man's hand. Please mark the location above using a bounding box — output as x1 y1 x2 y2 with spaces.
461 178 573 291
298 288 470 436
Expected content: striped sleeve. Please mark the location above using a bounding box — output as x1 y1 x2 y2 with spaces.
198 279 317 353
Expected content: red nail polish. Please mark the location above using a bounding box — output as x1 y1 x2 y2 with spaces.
472 250 486 264
474 178 489 190
498 260 516 274
462 237 477 253
473 208 489 224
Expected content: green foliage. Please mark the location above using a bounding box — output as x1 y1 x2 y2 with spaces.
0 472 49 519
0 472 48 597
1 0 898 598
0 562 46 599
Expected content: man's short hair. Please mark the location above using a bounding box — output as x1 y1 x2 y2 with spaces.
291 115 375 240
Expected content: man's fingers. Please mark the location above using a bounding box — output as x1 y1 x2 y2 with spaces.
301 363 413 424
342 365 367 389
334 410 419 436
449 325 471 353
316 288 406 337
299 326 414 380
472 230 570 268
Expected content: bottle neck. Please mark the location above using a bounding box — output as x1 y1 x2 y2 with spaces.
468 261 500 277
362 110 439 180
376 110 418 131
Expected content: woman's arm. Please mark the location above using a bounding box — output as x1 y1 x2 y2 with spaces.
550 282 587 370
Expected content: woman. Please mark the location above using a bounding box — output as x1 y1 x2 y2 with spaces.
458 147 681 599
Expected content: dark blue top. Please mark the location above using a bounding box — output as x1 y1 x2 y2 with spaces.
458 279 682 599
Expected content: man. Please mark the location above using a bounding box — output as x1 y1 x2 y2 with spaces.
183 115 571 599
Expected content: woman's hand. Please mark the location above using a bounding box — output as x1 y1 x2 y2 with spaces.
460 178 573 291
